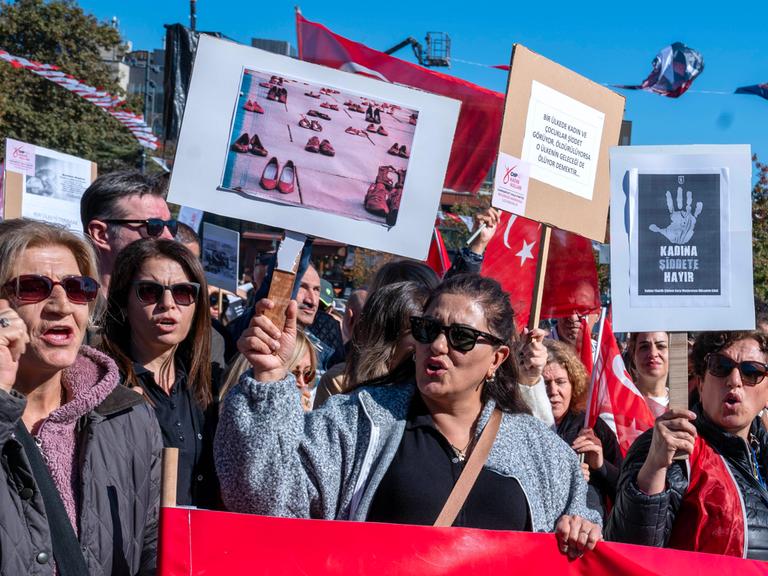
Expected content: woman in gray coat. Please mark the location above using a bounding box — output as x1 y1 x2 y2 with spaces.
0 219 161 576
217 274 601 559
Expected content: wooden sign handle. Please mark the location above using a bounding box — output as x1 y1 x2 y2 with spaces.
527 224 552 331
668 331 689 460
263 269 297 331
161 447 179 508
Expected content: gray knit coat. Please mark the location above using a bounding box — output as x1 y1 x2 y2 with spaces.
215 375 601 531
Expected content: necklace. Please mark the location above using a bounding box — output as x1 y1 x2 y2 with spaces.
449 437 474 463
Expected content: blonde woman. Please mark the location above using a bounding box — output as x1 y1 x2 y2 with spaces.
222 329 317 411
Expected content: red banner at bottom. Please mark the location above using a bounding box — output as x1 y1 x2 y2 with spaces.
158 507 768 575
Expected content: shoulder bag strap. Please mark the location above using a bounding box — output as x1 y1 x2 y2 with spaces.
15 421 89 576
433 408 503 527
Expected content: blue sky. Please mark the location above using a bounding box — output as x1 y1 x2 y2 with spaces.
81 0 768 181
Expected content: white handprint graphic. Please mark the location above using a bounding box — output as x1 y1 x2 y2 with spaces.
649 186 703 244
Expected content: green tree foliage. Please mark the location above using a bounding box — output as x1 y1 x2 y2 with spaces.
751 154 768 304
0 0 142 170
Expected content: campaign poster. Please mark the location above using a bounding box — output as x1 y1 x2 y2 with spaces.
202 222 240 294
610 145 753 332
633 172 726 301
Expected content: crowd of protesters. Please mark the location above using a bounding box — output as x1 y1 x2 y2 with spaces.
0 169 767 574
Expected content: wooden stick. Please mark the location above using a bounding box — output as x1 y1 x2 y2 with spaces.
217 288 223 318
527 224 552 331
263 269 297 330
668 331 689 460
161 447 179 508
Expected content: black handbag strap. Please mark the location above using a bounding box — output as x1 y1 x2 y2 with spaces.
15 421 89 576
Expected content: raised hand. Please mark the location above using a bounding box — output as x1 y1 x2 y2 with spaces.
648 186 703 244
0 299 29 393
637 409 697 495
237 299 298 382
469 207 501 254
517 327 547 386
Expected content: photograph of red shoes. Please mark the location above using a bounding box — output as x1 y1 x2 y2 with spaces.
222 67 416 227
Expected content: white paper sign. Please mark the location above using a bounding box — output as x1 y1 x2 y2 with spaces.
492 153 531 215
521 81 605 201
202 222 240 294
5 139 35 174
178 206 204 233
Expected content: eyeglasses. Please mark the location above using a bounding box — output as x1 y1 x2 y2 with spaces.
292 367 316 385
104 218 178 238
705 353 768 386
134 281 200 306
3 274 99 304
410 316 505 353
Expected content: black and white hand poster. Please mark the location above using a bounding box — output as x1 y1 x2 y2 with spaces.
629 168 730 309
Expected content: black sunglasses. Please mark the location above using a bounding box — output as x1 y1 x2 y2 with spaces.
410 316 505 352
705 353 768 386
134 281 200 306
4 274 99 304
104 218 178 238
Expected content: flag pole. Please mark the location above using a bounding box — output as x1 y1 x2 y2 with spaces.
584 307 607 428
526 224 551 331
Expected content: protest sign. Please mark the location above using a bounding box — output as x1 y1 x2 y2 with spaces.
177 206 204 233
610 145 753 332
2 138 96 233
495 45 624 242
168 35 460 260
202 222 240 294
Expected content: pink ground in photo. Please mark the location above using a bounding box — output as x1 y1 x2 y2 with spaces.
222 70 418 227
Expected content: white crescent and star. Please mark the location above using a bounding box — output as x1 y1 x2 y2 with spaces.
502 214 537 267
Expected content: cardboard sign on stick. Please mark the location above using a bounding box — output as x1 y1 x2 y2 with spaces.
202 222 240 294
495 45 625 242
168 35 460 260
3 138 97 233
610 145 754 333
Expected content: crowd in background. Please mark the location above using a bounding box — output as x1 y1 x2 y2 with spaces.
0 169 767 575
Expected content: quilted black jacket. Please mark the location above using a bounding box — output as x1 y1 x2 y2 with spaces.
606 405 768 560
0 385 162 575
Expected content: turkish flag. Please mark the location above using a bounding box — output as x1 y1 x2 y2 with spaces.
425 227 451 278
586 314 656 455
296 12 504 193
480 213 600 329
480 212 541 328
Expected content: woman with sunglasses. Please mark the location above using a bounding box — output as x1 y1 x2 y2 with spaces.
221 330 317 411
607 331 768 560
0 219 161 575
100 238 220 509
217 274 601 558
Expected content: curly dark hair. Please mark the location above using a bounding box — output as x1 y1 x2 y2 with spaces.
424 274 529 414
691 331 768 378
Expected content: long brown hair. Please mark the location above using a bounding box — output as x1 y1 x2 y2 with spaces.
100 238 212 409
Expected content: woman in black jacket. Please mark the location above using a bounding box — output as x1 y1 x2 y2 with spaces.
101 238 219 509
543 339 623 521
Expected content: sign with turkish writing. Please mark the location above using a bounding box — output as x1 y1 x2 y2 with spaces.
610 145 752 332
491 153 531 214
497 45 624 242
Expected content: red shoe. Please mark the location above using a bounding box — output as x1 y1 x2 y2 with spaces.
307 109 331 121
319 139 335 156
270 75 278 84
345 126 358 135
278 88 287 104
373 108 382 124
252 101 264 114
364 182 390 216
305 91 321 98
377 126 388 136
305 136 321 153
231 133 250 153
398 144 409 158
387 185 402 226
259 82 272 88
267 86 278 101
310 120 323 132
375 165 395 188
260 157 279 190
299 117 312 130
278 161 295 194
409 113 418 125
365 105 375 123
244 100 254 112
249 134 267 156
367 124 377 133
387 143 400 156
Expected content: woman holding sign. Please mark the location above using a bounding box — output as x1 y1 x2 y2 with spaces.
100 238 220 509
0 219 161 575
607 331 768 560
217 274 601 558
